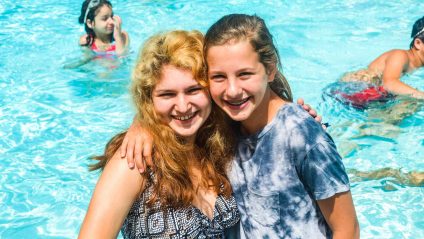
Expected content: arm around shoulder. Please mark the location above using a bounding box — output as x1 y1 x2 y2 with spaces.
78 151 145 239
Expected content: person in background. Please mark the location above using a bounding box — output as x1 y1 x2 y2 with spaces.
78 0 129 57
341 16 424 101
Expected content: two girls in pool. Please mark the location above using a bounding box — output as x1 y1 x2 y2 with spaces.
115 14 358 238
78 0 129 57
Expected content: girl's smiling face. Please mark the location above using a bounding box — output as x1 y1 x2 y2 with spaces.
153 65 211 142
207 40 275 125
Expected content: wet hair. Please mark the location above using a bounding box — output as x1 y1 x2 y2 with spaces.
410 16 424 49
204 14 293 102
78 0 113 47
90 30 235 208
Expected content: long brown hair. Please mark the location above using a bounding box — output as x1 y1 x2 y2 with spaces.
91 30 235 208
204 13 293 102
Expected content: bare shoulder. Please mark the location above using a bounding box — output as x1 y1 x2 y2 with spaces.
79 34 88 46
101 150 146 190
374 49 408 62
385 49 409 62
370 49 409 71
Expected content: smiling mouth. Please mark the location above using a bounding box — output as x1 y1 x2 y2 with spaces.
225 97 250 106
173 112 197 121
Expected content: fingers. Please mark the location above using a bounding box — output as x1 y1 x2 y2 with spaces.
134 139 153 173
308 109 317 118
134 137 144 173
113 15 122 25
297 98 305 105
120 135 128 158
303 103 311 111
142 141 153 166
126 138 135 169
297 98 325 128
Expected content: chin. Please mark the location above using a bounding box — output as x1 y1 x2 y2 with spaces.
225 110 250 122
173 128 197 138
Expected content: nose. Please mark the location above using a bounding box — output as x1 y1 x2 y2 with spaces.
175 94 191 113
225 78 242 98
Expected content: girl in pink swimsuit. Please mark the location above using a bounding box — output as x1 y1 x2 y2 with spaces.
78 0 129 57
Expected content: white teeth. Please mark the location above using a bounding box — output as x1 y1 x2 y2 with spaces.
174 112 195 121
227 98 249 106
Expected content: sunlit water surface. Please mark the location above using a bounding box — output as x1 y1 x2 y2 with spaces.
1 0 423 238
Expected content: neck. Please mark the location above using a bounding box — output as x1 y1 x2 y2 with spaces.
408 48 424 70
241 87 285 135
95 32 112 44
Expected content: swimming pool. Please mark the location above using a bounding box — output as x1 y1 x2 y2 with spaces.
1 0 422 238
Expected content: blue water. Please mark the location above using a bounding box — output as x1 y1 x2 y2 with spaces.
1 0 423 238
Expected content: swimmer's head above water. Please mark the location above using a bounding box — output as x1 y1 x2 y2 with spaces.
410 16 424 49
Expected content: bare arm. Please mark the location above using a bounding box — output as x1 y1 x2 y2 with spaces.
112 15 129 56
317 191 360 239
78 152 145 239
382 51 424 98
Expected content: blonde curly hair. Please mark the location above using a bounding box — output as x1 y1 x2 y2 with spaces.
91 30 235 208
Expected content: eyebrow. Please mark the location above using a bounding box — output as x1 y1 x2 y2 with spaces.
208 67 256 74
154 83 202 92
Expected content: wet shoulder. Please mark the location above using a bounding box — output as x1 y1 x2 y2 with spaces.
369 49 408 71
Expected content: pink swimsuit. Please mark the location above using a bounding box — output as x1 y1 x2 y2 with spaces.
90 41 116 55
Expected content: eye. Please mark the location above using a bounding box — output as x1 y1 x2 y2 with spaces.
157 92 175 98
239 71 253 78
187 86 203 94
209 74 225 82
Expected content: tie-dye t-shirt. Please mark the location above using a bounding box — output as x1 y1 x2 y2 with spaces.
227 103 350 238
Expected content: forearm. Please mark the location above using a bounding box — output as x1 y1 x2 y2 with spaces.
332 222 360 239
384 80 421 96
114 32 128 56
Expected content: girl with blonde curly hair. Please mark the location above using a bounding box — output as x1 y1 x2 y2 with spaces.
78 30 239 238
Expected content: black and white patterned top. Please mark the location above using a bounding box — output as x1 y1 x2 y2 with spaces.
121 172 240 239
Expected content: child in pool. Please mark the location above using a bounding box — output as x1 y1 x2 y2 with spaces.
123 14 359 238
78 30 239 238
341 16 424 99
78 0 129 56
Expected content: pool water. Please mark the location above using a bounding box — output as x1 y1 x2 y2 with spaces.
1 0 423 238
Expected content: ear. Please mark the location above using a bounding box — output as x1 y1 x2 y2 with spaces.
267 64 277 83
413 38 423 50
86 19 94 29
